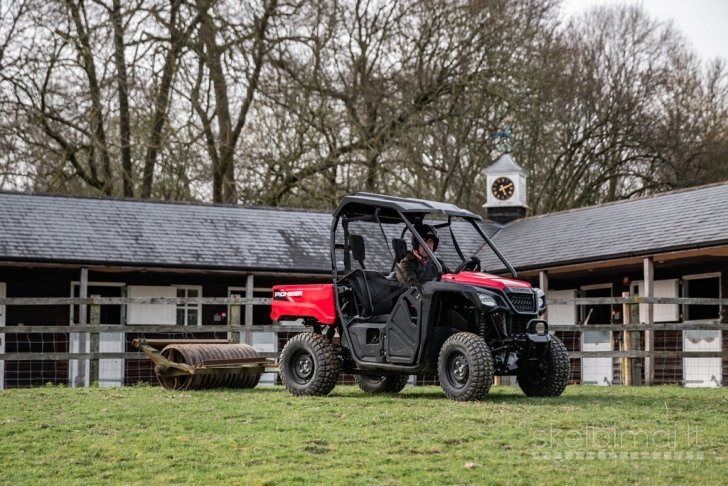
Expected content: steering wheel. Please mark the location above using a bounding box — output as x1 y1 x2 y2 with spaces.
454 256 481 273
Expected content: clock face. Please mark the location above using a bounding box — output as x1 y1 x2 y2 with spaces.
491 177 515 201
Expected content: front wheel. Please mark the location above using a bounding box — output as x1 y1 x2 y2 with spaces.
517 335 570 397
280 333 340 396
438 332 494 401
355 374 409 394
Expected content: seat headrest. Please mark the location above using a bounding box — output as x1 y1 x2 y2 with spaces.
350 234 366 262
392 238 408 262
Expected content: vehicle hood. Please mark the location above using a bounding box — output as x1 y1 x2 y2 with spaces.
440 272 532 290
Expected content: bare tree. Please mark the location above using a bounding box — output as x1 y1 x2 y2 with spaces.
0 0 725 213
185 0 281 203
241 0 559 210
515 4 728 214
141 0 200 198
0 0 202 197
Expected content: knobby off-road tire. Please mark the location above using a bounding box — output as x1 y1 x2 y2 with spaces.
280 333 340 396
517 335 570 397
438 332 494 401
354 374 409 394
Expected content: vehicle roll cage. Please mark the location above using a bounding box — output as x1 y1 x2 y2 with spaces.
330 193 517 280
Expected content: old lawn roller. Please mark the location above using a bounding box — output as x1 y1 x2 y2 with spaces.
132 339 279 391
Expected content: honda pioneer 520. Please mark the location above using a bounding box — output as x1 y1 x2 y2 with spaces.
271 193 569 401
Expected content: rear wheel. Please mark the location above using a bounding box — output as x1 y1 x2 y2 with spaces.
438 332 494 401
355 374 409 394
517 335 570 397
280 333 339 396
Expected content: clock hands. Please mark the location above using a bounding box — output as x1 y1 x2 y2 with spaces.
498 182 513 195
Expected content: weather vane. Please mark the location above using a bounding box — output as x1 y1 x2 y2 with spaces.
493 126 512 153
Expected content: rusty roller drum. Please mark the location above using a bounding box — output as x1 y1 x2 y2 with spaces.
156 343 263 391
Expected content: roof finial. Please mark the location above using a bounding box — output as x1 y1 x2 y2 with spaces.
493 126 512 153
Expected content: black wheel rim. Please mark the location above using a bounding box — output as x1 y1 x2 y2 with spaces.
446 351 469 389
362 375 385 385
527 361 549 385
290 350 315 384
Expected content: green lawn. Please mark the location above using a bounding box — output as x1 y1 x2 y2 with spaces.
0 384 726 485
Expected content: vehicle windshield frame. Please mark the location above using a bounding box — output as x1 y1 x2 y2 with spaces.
330 199 517 280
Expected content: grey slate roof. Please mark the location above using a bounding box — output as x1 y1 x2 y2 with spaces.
0 193 333 272
0 192 501 272
481 182 728 272
11 182 721 275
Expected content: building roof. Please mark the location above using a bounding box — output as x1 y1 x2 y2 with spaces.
0 193 333 272
0 192 501 273
481 182 728 272
483 153 527 175
7 182 724 275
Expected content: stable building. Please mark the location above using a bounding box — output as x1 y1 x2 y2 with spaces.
1 169 727 388
479 155 728 388
0 194 333 387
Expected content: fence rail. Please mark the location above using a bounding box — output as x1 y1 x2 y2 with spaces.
2 296 727 306
0 296 725 388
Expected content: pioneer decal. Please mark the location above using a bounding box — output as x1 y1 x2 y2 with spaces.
274 290 303 300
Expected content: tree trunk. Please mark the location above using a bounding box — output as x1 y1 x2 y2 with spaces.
67 0 113 195
141 0 185 199
111 0 133 197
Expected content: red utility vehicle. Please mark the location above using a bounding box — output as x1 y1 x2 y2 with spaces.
272 193 569 401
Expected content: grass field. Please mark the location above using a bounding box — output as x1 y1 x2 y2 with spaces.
1 384 726 485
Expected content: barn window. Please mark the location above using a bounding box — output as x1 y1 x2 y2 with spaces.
176 286 202 326
683 273 720 321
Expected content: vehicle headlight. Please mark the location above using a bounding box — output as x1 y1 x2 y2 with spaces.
535 289 547 313
478 293 497 307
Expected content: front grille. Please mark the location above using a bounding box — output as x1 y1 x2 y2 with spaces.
505 288 536 313
511 316 531 335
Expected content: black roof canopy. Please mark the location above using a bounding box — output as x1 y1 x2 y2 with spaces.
333 192 482 223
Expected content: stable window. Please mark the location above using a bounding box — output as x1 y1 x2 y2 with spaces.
580 284 613 325
683 273 720 321
71 281 126 324
176 287 202 326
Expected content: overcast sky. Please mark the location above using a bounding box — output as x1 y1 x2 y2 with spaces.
561 0 728 63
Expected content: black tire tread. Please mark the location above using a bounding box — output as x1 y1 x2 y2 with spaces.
280 333 340 397
517 335 570 397
355 374 409 394
438 332 494 401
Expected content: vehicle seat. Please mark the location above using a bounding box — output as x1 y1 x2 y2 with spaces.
346 234 408 318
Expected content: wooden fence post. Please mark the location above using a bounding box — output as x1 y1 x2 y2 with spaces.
89 294 100 386
245 275 254 345
644 257 655 386
74 267 88 388
622 292 632 386
230 294 241 344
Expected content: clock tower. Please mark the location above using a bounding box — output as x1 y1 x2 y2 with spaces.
483 153 528 224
